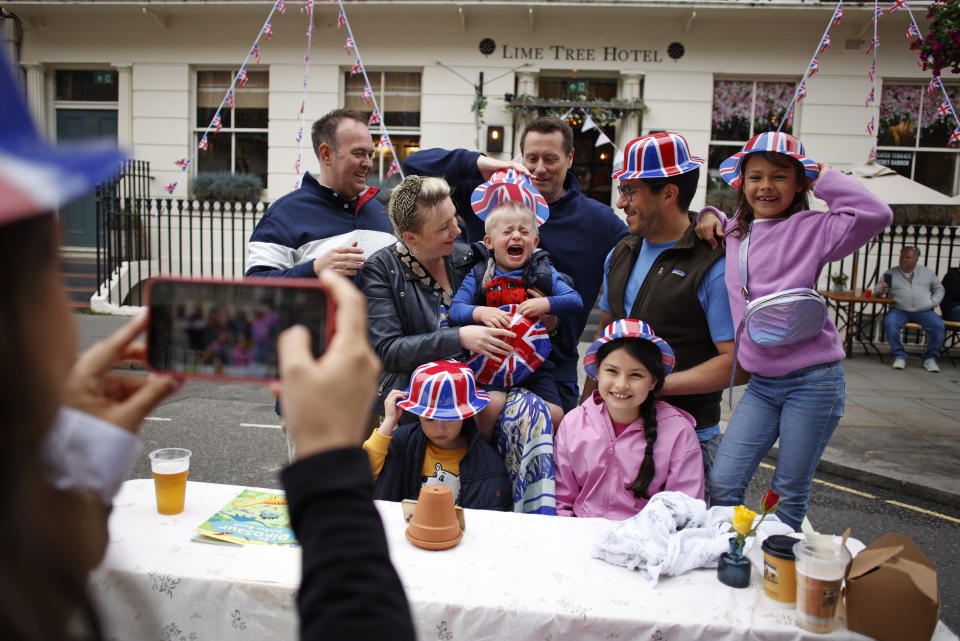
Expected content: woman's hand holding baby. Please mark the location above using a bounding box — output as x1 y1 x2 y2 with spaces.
459 325 514 361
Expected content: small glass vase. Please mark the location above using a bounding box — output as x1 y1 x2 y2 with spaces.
717 537 751 588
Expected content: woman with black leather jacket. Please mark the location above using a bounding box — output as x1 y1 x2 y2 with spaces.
357 175 516 418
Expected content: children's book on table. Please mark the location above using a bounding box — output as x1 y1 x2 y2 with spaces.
193 488 299 547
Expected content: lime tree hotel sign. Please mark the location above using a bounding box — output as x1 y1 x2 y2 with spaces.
501 44 664 63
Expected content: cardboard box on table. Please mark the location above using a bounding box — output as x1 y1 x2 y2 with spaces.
845 532 940 641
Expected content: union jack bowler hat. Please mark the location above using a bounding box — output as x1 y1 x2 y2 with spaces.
718 131 819 190
611 133 704 181
467 304 551 387
0 47 127 226
397 360 490 421
583 319 676 380
471 169 549 226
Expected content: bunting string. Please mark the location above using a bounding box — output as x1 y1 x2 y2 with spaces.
294 2 316 188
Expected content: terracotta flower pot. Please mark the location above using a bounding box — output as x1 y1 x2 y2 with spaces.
406 486 463 551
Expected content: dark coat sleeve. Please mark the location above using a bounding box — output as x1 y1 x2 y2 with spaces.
282 447 414 641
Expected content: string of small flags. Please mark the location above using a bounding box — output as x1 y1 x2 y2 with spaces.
865 0 880 159
165 0 285 194
294 0 316 189
902 2 960 148
335 0 404 180
557 107 618 159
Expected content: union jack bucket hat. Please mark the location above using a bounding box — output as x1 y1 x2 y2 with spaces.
0 46 126 226
397 360 490 420
718 131 819 190
583 319 676 380
611 133 704 181
471 169 550 226
467 304 551 387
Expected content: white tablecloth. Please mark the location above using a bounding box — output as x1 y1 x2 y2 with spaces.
90 480 957 641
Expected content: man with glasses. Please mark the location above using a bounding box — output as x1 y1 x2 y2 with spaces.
582 133 737 500
246 108 396 281
404 117 628 412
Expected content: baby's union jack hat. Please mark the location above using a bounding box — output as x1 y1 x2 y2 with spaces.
0 46 127 226
471 169 549 226
718 131 819 190
467 304 551 387
397 360 490 420
583 319 676 380
612 133 704 181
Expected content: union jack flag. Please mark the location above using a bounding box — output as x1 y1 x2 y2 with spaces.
936 102 955 118
351 60 363 75
344 36 355 54
583 319 675 380
832 7 844 27
304 52 311 64
399 361 489 421
337 8 346 28
199 135 209 151
362 85 373 104
930 76 944 96
262 21 273 40
175 158 190 170
866 117 875 136
211 113 222 134
796 82 807 101
471 169 549 225
887 0 907 13
869 147 877 163
378 134 391 148
951 128 960 146
164 182 177 194
865 87 875 107
236 66 248 87
305 0 313 17
295 157 302 174
368 110 381 126
306 25 314 37
226 89 235 110
298 101 305 115
866 36 879 55
467 305 550 387
274 0 285 14
296 127 303 143
868 63 875 82
250 44 261 63
819 35 831 54
784 107 794 127
871 7 883 24
808 59 819 77
385 158 400 179
907 22 921 39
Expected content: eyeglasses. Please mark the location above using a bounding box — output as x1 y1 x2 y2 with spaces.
616 182 665 201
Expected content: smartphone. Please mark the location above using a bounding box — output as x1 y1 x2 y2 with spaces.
883 273 893 287
146 277 334 382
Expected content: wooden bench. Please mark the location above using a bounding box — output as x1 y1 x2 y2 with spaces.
903 319 960 366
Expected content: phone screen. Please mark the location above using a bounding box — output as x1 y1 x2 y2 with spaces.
147 278 330 381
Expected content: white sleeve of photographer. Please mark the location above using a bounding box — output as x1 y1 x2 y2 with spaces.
42 407 140 504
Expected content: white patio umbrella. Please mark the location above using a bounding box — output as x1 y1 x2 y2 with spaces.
810 162 956 208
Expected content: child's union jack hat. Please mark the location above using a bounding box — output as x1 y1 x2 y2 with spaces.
0 46 127 227
612 133 704 181
467 305 551 387
398 360 490 420
583 319 676 380
718 131 819 190
471 169 549 226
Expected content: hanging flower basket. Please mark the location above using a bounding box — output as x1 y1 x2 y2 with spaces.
912 0 960 77
504 95 647 128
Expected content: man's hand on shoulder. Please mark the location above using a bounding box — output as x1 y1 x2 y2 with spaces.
313 241 365 277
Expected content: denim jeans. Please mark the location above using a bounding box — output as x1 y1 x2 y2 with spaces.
884 307 945 360
709 362 844 531
698 433 719 504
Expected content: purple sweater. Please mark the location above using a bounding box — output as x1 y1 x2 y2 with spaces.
712 169 893 377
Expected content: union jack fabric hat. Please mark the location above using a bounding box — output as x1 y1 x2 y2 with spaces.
467 304 551 387
583 319 676 380
718 131 819 190
471 169 549 226
397 360 490 420
0 47 126 226
611 133 704 181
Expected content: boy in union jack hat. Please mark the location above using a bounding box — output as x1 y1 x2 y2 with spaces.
451 175 583 441
363 361 511 510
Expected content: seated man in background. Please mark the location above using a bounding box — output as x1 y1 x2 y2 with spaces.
878 247 945 372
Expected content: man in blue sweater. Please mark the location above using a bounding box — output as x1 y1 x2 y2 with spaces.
404 117 628 409
246 109 396 280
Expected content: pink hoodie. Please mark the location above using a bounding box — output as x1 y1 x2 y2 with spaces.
555 393 704 520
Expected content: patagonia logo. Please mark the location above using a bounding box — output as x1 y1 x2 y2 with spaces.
671 269 687 277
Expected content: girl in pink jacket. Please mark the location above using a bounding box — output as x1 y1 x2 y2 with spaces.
555 320 704 519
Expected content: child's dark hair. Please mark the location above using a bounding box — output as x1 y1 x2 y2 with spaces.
731 151 811 239
595 337 666 500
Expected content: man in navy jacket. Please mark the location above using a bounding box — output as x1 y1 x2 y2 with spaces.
404 117 628 409
246 109 396 280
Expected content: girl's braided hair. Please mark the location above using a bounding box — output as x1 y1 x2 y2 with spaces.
387 175 451 237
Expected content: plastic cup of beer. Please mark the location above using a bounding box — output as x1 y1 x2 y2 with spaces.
793 539 851 634
149 448 191 515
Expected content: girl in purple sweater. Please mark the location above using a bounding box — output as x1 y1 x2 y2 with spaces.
555 320 703 520
696 132 892 530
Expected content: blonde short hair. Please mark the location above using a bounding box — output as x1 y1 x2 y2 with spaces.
483 200 539 237
388 175 452 236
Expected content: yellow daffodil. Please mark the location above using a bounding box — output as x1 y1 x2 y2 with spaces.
732 505 757 536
